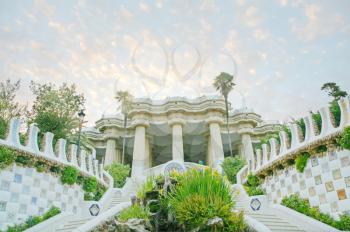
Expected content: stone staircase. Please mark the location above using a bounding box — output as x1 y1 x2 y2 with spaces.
233 184 337 232
55 218 92 232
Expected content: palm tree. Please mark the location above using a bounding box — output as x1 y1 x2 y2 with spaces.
115 91 134 164
213 72 235 157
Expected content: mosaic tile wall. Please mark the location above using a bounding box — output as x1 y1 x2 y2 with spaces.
0 164 84 230
262 149 350 219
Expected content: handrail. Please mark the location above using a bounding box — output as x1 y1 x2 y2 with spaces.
252 97 350 174
0 118 112 187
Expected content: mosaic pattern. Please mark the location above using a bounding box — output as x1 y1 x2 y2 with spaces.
262 149 350 218
0 164 84 230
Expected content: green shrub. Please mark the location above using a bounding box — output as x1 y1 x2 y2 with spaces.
282 194 350 230
136 176 155 200
0 117 8 139
15 155 31 166
83 177 98 193
282 125 292 141
60 166 79 185
5 207 60 232
165 169 237 231
42 206 61 220
246 173 260 187
312 112 322 134
296 119 306 139
330 101 341 127
340 127 350 150
34 161 47 172
295 152 310 173
49 165 61 174
104 163 130 188
0 146 16 169
118 204 149 223
244 185 264 196
221 157 245 184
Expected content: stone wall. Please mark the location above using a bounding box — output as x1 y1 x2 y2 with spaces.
0 164 84 230
262 149 350 219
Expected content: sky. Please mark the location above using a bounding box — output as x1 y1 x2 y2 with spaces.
0 0 349 126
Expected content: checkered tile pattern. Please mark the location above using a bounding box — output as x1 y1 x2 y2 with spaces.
0 164 84 230
262 149 350 219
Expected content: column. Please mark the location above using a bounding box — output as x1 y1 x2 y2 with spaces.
131 125 147 177
144 137 151 169
116 148 122 163
208 121 224 167
241 133 254 172
171 123 184 162
206 135 212 166
105 138 117 166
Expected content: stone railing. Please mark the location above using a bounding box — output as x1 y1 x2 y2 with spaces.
252 97 350 174
0 118 113 187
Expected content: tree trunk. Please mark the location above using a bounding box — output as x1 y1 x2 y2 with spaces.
122 113 127 164
224 96 233 157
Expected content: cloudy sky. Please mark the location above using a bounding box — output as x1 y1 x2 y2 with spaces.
0 0 349 126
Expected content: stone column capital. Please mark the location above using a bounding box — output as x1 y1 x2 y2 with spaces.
131 119 150 128
205 116 224 125
168 118 186 127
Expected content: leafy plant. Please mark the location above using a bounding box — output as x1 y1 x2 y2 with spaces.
60 166 79 185
282 194 350 230
104 162 130 187
0 117 8 139
5 207 61 232
315 145 327 153
83 177 98 193
244 173 264 196
296 119 306 139
34 161 47 172
221 157 245 184
246 173 260 187
165 168 238 231
136 176 155 200
0 146 16 169
340 127 350 150
295 152 310 173
15 155 31 166
244 185 264 196
330 101 341 127
312 112 322 134
118 204 149 223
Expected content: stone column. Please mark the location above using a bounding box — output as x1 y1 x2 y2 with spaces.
105 138 117 166
171 123 184 162
241 133 254 172
206 134 212 166
207 117 224 167
131 120 149 177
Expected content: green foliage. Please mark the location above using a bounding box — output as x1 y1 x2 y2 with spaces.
321 82 348 101
330 101 341 127
0 117 7 139
282 194 350 230
0 146 16 169
60 166 79 185
312 112 322 134
15 155 31 166
83 177 98 193
118 204 149 223
137 176 155 200
315 145 327 153
5 207 61 232
165 169 237 231
28 81 85 141
0 79 26 122
221 157 245 184
254 132 280 151
244 173 264 196
295 152 310 173
104 162 130 187
282 125 292 141
34 161 47 173
296 119 306 139
340 127 350 150
49 165 61 174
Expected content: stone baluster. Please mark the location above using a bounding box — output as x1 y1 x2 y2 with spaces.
98 164 104 180
269 138 277 161
304 113 316 142
290 123 300 149
58 139 68 163
87 155 94 175
338 97 350 127
94 160 99 177
256 149 262 170
80 150 87 172
43 132 55 159
279 131 288 154
6 118 21 147
69 144 79 167
27 123 40 154
262 144 268 166
320 106 335 136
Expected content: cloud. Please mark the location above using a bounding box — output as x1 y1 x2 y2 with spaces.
291 4 346 41
139 2 151 12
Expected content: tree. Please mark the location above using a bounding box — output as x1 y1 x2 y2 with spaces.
321 82 348 101
0 79 26 138
28 81 85 142
213 72 235 157
115 91 134 164
321 82 348 127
